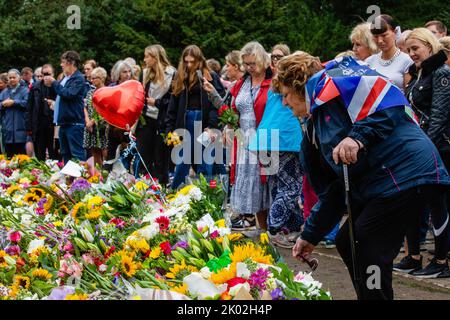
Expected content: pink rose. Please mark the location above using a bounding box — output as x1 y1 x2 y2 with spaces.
8 231 21 243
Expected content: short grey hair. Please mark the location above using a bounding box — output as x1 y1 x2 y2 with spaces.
8 69 21 77
240 41 270 72
111 60 134 83
91 67 108 82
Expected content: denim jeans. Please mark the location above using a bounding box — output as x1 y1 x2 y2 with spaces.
59 124 86 164
171 110 213 189
324 223 340 242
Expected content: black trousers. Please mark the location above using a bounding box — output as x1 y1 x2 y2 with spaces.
406 151 450 260
336 187 425 300
135 118 169 185
5 143 26 158
35 125 55 161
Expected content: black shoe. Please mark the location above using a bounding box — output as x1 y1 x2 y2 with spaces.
393 255 422 273
231 216 256 231
410 259 449 278
428 249 435 255
437 268 450 278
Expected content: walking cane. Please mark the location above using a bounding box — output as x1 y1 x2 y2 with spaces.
342 164 362 298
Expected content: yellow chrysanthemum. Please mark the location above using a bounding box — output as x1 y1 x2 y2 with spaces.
230 243 273 265
0 250 11 268
166 260 197 279
65 293 89 300
6 185 21 196
87 196 103 208
23 193 40 204
85 209 102 220
210 262 237 285
13 276 30 290
126 237 150 254
149 247 161 259
87 175 100 184
172 283 188 295
135 181 149 192
177 185 194 196
32 268 52 280
30 188 45 198
120 254 139 278
53 221 63 227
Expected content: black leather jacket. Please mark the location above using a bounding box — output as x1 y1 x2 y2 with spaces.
405 50 450 152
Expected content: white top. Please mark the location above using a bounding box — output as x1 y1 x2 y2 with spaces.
365 51 413 91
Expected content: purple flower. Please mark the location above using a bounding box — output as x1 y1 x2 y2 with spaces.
270 288 284 300
172 241 189 250
68 178 91 195
5 245 21 256
47 286 76 300
249 268 270 291
38 197 48 207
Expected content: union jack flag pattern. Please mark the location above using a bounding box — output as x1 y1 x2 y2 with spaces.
305 56 418 124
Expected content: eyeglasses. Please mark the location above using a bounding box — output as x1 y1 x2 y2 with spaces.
271 54 284 61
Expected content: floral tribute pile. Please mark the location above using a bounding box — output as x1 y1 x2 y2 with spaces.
0 155 331 300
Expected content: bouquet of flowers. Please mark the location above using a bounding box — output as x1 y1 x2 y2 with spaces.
218 105 239 130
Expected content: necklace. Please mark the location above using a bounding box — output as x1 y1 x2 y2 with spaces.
379 48 401 66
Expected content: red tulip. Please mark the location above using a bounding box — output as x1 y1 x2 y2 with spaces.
8 231 21 243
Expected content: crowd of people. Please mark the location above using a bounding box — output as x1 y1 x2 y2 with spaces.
1 15 450 299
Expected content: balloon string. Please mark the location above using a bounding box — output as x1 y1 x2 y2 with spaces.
123 132 168 206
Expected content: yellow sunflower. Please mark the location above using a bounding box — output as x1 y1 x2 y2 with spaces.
210 262 237 285
0 250 11 268
23 193 40 204
230 243 273 265
71 203 85 219
120 254 139 278
32 268 52 281
30 188 45 198
87 196 103 208
13 275 30 290
166 260 198 279
59 205 69 215
43 195 54 213
6 185 21 196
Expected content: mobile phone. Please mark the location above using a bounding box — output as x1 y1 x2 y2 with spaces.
196 70 204 83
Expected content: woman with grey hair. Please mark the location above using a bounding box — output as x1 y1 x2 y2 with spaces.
110 60 134 85
225 41 273 231
0 69 29 157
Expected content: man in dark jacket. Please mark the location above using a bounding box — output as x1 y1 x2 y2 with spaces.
26 64 57 160
0 69 29 157
45 51 87 164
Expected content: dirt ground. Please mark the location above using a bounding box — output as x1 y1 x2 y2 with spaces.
277 245 450 300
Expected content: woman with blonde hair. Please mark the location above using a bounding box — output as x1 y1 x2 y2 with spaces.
165 44 225 189
274 52 450 299
394 28 450 278
349 23 379 61
134 44 176 184
225 41 273 231
83 67 109 167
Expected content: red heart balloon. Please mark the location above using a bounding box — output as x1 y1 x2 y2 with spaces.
92 80 145 130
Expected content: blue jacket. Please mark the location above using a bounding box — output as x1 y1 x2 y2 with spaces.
248 90 302 152
0 82 29 144
300 97 450 245
52 70 86 126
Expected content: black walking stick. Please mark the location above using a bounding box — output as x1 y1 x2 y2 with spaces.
342 164 363 299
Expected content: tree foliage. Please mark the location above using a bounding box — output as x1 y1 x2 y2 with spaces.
0 0 447 72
